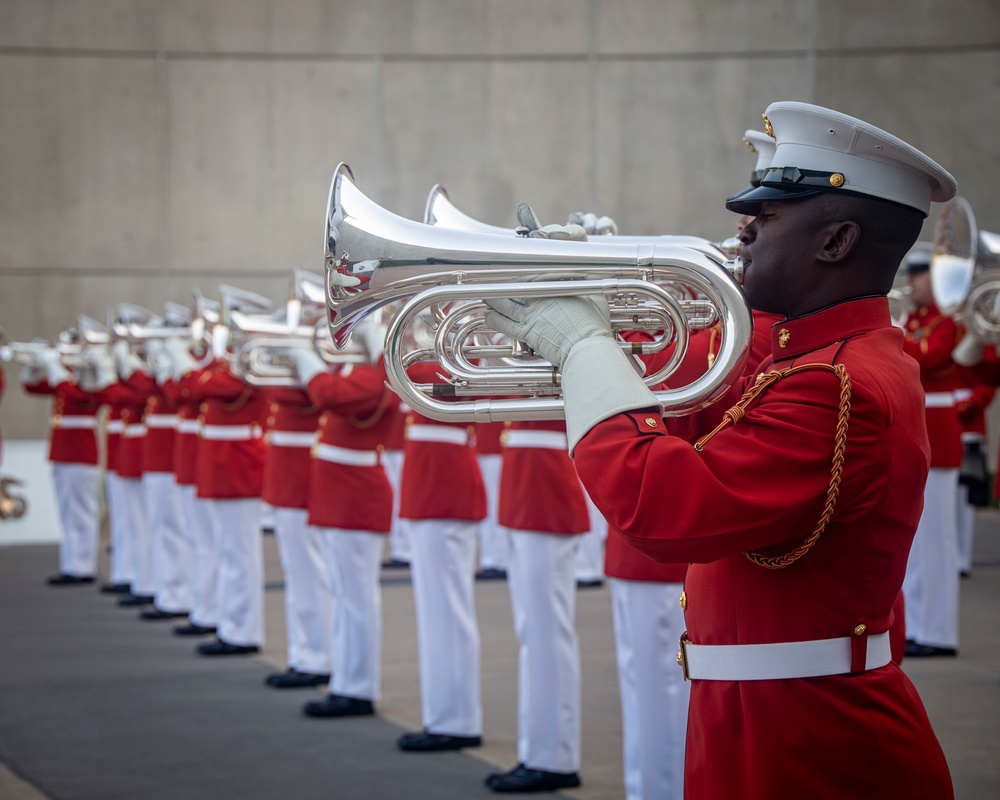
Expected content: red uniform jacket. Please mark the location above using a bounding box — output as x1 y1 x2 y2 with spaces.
125 372 178 475
163 377 200 487
101 380 148 475
305 361 398 531
903 303 962 468
179 359 266 500
574 297 951 799
24 379 102 466
475 420 504 456
261 387 320 510
399 361 485 521
498 419 589 534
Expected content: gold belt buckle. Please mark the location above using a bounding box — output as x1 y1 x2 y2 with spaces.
676 631 691 681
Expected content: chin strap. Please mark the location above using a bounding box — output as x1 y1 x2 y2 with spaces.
694 362 852 570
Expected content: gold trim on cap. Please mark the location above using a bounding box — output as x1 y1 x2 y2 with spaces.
762 113 775 139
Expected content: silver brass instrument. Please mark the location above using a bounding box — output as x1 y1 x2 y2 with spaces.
424 183 743 262
325 163 752 423
0 476 28 521
887 287 913 328
230 270 365 386
930 196 1000 341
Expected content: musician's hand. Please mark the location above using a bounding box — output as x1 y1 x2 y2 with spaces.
286 347 326 386
41 347 71 386
163 337 198 380
485 294 612 369
567 211 618 236
953 330 986 367
516 203 588 241
328 271 363 288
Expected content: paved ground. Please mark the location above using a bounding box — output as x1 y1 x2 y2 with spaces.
0 514 998 799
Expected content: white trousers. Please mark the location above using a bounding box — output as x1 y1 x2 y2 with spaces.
143 473 192 613
322 528 384 700
507 530 581 773
214 497 263 647
408 518 482 736
575 486 607 582
611 578 689 800
382 449 410 561
51 462 100 577
105 472 133 585
956 482 976 575
182 488 219 628
118 476 151 594
477 453 508 570
273 506 333 674
903 467 960 649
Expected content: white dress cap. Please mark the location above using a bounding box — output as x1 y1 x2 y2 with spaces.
744 129 776 177
727 101 957 218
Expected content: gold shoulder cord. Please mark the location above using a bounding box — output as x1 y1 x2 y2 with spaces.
693 363 852 569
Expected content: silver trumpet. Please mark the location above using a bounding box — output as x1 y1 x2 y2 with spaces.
324 163 752 423
930 195 1000 341
230 270 365 387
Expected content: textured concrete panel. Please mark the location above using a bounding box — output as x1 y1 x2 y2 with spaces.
162 0 375 55
0 0 157 51
0 55 161 271
594 58 813 241
815 0 1000 49
381 0 588 56
595 0 811 55
166 58 376 274
815 50 1000 240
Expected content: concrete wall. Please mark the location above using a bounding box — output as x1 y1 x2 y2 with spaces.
1 0 999 443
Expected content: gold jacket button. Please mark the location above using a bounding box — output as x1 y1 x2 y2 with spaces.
853 623 867 637
679 590 687 611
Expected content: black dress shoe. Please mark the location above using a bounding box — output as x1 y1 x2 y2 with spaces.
173 623 216 637
486 764 581 793
475 567 508 581
904 641 957 658
303 693 375 717
47 573 95 586
265 668 331 689
381 558 410 569
100 582 132 594
117 593 155 607
397 730 482 752
197 639 260 656
139 608 189 621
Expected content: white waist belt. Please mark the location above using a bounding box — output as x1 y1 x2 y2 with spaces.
54 416 98 429
122 424 146 438
269 430 316 448
106 420 125 434
313 443 379 467
406 424 469 446
961 431 984 443
953 388 973 403
177 419 200 434
200 424 259 441
924 391 955 408
504 429 568 450
145 414 177 429
678 631 891 681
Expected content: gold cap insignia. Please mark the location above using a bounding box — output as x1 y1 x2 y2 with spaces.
762 113 775 139
778 328 791 348
644 417 658 429
743 136 756 154
829 172 845 188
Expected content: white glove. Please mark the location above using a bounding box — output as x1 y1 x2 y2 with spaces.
567 211 618 236
953 330 986 367
19 364 46 385
211 324 230 360
41 347 71 386
80 349 117 391
355 317 387 364
146 340 173 385
485 294 658 451
163 337 198 380
516 203 588 241
286 348 327 386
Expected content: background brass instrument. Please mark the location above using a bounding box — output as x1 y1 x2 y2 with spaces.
887 286 913 328
0 477 28 521
0 318 107 368
930 196 1000 341
325 163 752 423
